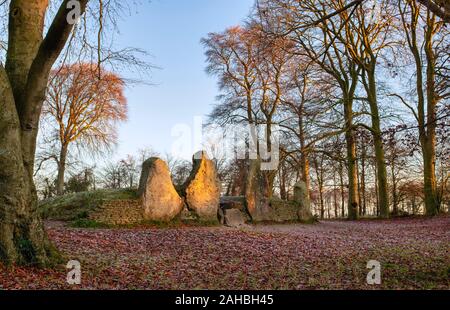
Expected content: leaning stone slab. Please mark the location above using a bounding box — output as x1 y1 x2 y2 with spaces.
137 158 184 222
181 151 221 222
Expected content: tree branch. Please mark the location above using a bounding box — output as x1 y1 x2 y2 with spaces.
388 93 420 123
417 0 450 23
22 0 89 126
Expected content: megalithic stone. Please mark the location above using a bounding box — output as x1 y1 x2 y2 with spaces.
243 158 270 222
294 181 314 222
138 158 184 222
181 151 221 222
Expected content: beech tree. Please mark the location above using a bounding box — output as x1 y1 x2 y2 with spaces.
395 0 449 215
203 25 295 197
334 0 394 218
259 0 363 219
278 62 342 201
254 0 448 219
0 0 148 266
42 63 127 195
0 0 93 266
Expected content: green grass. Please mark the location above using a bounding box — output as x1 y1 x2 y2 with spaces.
40 188 223 229
70 219 112 229
39 189 138 221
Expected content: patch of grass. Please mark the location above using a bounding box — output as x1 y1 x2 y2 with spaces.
39 189 138 221
367 243 450 289
69 217 221 230
70 219 111 229
76 210 89 219
298 215 319 224
44 243 64 267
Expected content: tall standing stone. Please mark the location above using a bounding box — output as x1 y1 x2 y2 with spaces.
181 151 221 222
294 181 314 222
138 158 184 222
243 159 271 222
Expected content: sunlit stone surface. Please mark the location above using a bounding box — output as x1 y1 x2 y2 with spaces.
181 151 221 222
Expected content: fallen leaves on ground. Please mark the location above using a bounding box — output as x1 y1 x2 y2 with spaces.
0 216 448 290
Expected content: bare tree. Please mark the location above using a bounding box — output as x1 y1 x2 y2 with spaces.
0 0 148 266
416 0 450 22
0 0 91 266
394 0 449 215
42 62 127 195
203 24 295 197
259 0 363 219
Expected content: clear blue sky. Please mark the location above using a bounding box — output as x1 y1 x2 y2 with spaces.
113 0 255 161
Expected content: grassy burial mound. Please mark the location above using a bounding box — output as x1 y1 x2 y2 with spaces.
39 189 140 227
39 156 315 228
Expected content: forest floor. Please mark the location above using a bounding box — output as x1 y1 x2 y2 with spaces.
0 216 448 290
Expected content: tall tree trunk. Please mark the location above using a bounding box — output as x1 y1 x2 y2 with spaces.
261 119 276 199
423 12 439 216
423 144 438 215
279 166 287 200
401 3 439 216
0 0 89 266
339 159 345 218
365 68 390 218
373 161 379 216
299 114 311 200
313 155 325 219
56 143 69 195
333 170 338 218
357 156 362 216
360 144 367 216
391 162 399 216
344 97 359 220
300 151 311 199
0 0 53 266
327 198 331 219
0 67 57 266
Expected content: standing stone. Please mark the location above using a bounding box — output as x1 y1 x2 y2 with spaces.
294 181 314 222
181 151 221 222
138 158 184 222
243 159 270 222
